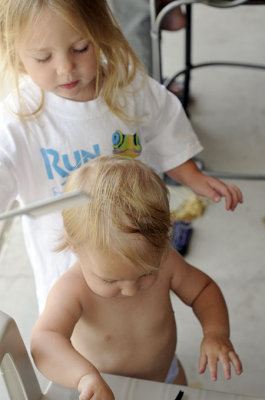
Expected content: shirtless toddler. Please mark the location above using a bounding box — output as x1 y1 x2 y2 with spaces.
31 156 243 400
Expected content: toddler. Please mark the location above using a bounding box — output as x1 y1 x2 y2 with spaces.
31 156 243 400
0 0 242 313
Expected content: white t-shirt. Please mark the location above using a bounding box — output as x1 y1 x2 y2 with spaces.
0 74 202 312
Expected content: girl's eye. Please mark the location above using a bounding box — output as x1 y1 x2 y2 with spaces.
73 45 89 54
36 56 51 63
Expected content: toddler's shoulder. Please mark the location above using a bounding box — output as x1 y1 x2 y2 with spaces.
45 263 88 314
52 263 85 295
162 247 190 277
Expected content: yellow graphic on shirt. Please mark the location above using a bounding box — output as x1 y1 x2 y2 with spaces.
112 130 142 158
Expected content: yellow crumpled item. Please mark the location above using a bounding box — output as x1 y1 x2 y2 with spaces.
170 194 208 222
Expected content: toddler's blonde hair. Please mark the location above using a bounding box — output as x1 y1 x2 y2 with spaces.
59 156 171 272
0 0 145 121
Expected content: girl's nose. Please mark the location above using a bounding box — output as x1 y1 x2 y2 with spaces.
57 57 75 76
120 281 139 297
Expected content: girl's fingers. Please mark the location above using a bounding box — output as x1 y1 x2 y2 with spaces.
208 180 233 209
208 179 243 211
227 187 237 211
233 185 243 204
228 185 243 210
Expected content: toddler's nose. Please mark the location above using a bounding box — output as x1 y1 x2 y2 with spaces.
120 281 139 297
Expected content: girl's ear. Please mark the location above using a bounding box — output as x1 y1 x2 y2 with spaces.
69 242 78 253
65 231 78 253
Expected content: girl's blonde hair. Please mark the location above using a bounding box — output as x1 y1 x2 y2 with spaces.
0 0 145 121
59 156 171 272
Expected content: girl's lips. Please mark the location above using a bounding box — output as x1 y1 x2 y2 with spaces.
59 80 79 89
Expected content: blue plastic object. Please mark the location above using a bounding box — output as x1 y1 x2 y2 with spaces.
171 221 193 256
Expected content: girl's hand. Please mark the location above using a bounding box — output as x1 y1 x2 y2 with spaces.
78 373 115 400
166 160 243 211
189 174 243 211
198 333 243 381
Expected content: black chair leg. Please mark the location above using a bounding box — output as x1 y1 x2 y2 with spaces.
182 3 192 113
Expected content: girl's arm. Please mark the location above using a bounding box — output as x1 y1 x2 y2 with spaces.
166 159 243 211
168 249 243 380
30 275 114 400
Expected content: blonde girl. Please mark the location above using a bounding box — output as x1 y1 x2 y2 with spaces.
0 0 143 119
0 0 242 313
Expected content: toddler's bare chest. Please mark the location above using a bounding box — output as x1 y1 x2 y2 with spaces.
72 284 176 352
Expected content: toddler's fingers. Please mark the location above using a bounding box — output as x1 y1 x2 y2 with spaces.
219 353 231 380
198 353 207 374
220 351 243 380
207 356 218 381
229 351 243 376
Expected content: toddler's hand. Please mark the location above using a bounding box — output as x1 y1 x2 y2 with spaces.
78 373 115 400
198 333 243 381
190 174 243 211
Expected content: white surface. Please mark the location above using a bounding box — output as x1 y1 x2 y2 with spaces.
104 374 265 400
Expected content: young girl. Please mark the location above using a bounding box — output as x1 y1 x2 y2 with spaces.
31 156 243 400
0 0 242 313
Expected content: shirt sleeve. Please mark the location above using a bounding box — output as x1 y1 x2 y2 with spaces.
138 77 203 173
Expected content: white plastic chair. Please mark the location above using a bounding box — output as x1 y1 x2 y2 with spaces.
0 310 78 400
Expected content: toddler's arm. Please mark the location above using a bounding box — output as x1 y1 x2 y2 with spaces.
169 250 243 381
191 280 243 381
31 327 114 400
30 279 114 400
166 159 243 211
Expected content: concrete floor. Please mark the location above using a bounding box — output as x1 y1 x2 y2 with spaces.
0 3 265 399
